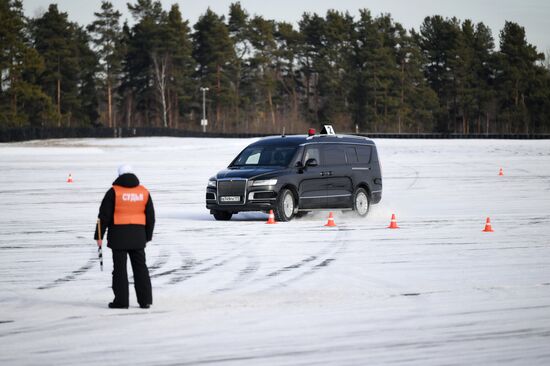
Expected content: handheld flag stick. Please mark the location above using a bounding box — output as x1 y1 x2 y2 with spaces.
97 218 103 271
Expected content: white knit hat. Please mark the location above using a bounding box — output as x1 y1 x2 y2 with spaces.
117 164 134 176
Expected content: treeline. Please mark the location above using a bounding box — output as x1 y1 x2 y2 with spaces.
1 0 549 134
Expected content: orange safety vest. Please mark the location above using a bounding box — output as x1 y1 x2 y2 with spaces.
113 185 149 225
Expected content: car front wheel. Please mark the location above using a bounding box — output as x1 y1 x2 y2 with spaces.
274 189 295 222
353 188 370 217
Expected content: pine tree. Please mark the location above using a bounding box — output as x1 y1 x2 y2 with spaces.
32 4 81 126
348 9 381 131
248 15 278 130
316 11 354 128
228 2 250 128
371 14 403 132
125 0 165 127
496 21 544 133
419 16 466 132
163 4 195 128
469 22 495 134
274 21 303 131
451 19 477 134
398 29 439 133
192 8 235 132
0 0 56 127
88 1 123 127
74 26 100 126
298 12 324 122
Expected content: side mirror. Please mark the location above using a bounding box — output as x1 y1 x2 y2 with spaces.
305 158 318 168
295 161 303 168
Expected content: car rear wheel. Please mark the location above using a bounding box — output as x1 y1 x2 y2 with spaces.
212 210 233 221
353 188 370 217
274 189 295 222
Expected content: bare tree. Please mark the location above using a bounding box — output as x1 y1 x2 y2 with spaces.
152 53 169 128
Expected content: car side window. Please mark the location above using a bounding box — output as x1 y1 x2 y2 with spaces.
323 145 347 165
357 146 372 163
345 147 358 164
303 146 321 165
245 151 261 164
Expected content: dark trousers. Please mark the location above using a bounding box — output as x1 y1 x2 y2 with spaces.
112 248 152 306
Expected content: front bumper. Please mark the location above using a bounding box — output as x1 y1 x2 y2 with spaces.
206 184 278 213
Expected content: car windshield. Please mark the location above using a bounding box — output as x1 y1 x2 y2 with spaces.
231 146 298 167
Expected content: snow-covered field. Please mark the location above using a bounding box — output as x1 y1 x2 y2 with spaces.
1 137 549 365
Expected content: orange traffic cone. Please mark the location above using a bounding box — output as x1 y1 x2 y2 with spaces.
324 212 336 227
388 213 399 229
499 168 504 176
482 217 494 232
67 173 73 183
266 210 276 224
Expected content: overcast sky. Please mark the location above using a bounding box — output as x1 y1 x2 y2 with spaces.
23 0 550 53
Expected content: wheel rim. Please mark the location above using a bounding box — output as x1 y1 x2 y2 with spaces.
283 192 294 218
356 192 368 216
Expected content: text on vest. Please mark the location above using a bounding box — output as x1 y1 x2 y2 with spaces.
122 193 144 202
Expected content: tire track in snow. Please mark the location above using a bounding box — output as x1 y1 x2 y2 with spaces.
147 249 170 274
129 248 175 284
37 257 96 290
148 241 215 281
515 167 548 181
259 226 350 291
213 222 345 294
150 255 201 279
210 228 263 293
395 163 420 190
165 232 245 286
212 254 260 293
241 225 348 293
168 253 243 285
264 255 323 278
37 245 171 290
149 231 246 287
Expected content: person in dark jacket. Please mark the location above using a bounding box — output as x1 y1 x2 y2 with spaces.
94 164 155 309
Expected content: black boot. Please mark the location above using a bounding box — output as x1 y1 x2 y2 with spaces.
139 303 151 309
108 302 128 309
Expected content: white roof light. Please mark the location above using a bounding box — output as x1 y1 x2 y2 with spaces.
320 125 335 135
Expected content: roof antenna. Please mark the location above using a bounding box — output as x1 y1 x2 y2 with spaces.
282 126 286 137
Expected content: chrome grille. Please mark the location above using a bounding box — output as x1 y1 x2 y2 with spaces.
217 179 247 205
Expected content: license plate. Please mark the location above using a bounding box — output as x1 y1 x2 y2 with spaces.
220 196 240 202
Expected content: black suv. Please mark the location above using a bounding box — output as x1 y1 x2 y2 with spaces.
205 128 382 221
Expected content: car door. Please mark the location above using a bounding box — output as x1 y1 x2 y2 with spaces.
298 145 327 209
322 144 353 208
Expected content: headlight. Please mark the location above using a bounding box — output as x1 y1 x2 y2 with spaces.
252 179 277 186
207 180 216 188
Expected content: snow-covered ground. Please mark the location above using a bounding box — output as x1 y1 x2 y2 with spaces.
1 137 549 365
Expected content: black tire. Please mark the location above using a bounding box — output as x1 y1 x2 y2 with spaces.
212 210 233 221
352 187 370 217
274 188 295 222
